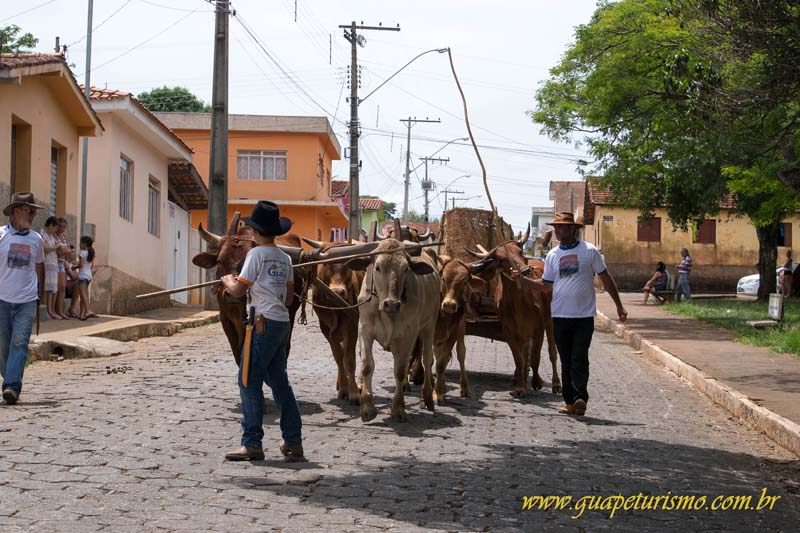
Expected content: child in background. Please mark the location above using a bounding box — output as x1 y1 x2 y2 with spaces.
77 236 97 320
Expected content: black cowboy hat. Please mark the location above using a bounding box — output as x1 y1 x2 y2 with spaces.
3 191 44 216
242 200 292 236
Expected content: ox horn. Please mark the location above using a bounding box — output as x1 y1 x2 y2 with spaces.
516 222 531 247
228 212 241 236
301 237 324 249
277 245 304 263
393 218 402 239
417 227 432 241
197 222 223 248
464 246 489 259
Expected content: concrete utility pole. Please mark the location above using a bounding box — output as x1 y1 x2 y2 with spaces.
79 0 93 238
208 0 230 238
418 156 449 230
441 188 464 213
339 21 400 240
400 117 440 222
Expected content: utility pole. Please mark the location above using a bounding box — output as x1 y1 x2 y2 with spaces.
340 21 400 240
452 197 470 209
442 188 464 213
418 156 449 230
400 117 440 222
79 0 93 238
208 0 230 238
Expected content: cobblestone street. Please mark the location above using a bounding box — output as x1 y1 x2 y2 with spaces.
1 317 798 531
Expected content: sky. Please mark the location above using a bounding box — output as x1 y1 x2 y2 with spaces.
3 0 599 233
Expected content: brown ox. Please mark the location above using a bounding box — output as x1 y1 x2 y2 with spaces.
467 225 561 397
432 256 485 403
301 238 365 404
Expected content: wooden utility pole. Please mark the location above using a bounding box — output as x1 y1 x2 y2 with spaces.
339 21 400 240
208 0 230 238
400 117 440 222
79 0 93 237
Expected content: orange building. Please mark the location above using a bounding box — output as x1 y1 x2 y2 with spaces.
154 113 346 239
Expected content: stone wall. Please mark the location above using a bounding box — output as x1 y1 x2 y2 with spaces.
91 265 170 316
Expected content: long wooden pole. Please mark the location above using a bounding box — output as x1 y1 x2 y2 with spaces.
136 242 443 299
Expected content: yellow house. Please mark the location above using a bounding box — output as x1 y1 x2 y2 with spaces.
83 88 208 315
0 53 102 244
583 181 798 291
154 113 347 241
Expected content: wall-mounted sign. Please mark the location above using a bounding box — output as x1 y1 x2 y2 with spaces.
603 215 613 222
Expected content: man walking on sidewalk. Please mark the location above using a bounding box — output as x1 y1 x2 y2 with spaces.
676 247 692 303
541 212 627 416
0 192 45 405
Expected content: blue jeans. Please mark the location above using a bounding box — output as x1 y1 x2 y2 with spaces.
239 319 302 449
0 299 37 397
676 273 691 303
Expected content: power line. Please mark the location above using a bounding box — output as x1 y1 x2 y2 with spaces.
65 1 136 48
0 0 59 24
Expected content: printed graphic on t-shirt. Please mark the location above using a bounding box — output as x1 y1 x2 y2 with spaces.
265 260 288 285
558 254 579 278
8 243 32 269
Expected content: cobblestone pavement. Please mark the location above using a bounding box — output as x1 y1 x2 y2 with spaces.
1 317 799 532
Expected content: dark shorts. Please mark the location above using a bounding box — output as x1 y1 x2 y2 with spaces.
78 279 91 286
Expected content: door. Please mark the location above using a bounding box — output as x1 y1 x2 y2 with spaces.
167 201 190 303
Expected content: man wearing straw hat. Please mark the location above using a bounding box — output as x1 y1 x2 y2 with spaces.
541 212 627 416
0 192 45 405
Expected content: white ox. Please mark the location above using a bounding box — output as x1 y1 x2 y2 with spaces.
347 239 441 422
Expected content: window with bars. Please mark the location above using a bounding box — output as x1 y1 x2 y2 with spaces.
637 217 661 242
119 156 133 221
693 219 716 244
148 176 160 237
236 150 287 181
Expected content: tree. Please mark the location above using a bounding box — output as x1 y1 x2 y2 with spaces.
532 0 799 299
382 201 397 220
137 86 211 113
0 25 38 53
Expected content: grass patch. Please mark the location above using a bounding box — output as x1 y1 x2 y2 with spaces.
663 299 800 357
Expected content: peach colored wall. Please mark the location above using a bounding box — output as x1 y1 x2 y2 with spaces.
173 129 336 204
0 76 82 221
83 112 170 287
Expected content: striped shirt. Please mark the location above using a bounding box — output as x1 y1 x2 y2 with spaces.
678 255 692 275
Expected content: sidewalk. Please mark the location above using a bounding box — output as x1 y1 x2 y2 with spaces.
29 305 219 361
596 292 800 457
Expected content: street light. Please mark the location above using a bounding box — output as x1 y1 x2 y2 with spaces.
359 47 449 105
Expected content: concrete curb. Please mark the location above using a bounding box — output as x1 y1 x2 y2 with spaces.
596 311 800 458
29 313 220 362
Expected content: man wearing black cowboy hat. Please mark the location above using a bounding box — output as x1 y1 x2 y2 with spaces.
220 201 306 462
0 192 46 405
540 212 627 417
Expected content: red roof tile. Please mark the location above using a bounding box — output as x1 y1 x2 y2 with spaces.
88 87 131 100
331 180 349 197
0 53 65 69
587 179 738 210
360 198 383 211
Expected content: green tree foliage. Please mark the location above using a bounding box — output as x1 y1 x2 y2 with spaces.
0 25 38 53
532 0 800 298
137 86 211 113
382 201 397 220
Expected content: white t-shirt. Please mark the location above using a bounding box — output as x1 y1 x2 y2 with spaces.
542 240 607 318
0 224 45 304
78 249 93 281
236 245 294 322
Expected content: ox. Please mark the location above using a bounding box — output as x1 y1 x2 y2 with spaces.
346 238 441 422
432 256 485 403
467 225 561 397
377 222 434 243
301 238 365 404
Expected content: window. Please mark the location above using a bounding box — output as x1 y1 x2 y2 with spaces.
148 176 160 237
637 217 661 242
693 219 716 244
236 150 287 181
119 156 133 221
779 223 792 247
